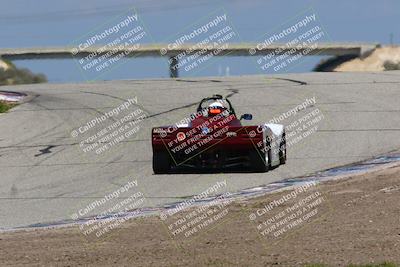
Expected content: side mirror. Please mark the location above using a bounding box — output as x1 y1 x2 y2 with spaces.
240 113 253 120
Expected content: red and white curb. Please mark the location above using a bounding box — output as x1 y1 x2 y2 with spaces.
0 91 26 102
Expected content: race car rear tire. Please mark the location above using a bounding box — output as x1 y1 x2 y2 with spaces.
279 132 287 165
153 150 171 174
250 147 271 172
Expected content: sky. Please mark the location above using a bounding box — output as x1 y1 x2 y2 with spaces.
0 0 398 82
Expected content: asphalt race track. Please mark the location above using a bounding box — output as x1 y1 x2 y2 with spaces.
1 71 400 229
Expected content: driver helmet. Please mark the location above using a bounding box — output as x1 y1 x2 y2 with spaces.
208 101 226 116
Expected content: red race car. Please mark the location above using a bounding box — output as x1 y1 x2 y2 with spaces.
152 94 286 173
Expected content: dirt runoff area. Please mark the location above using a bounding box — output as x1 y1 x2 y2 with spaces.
1 165 400 267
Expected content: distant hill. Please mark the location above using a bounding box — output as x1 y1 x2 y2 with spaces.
315 46 400 72
0 59 47 86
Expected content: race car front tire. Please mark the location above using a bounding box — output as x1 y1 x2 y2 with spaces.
250 147 271 172
153 150 171 174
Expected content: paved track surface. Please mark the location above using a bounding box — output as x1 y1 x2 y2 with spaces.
1 71 400 229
